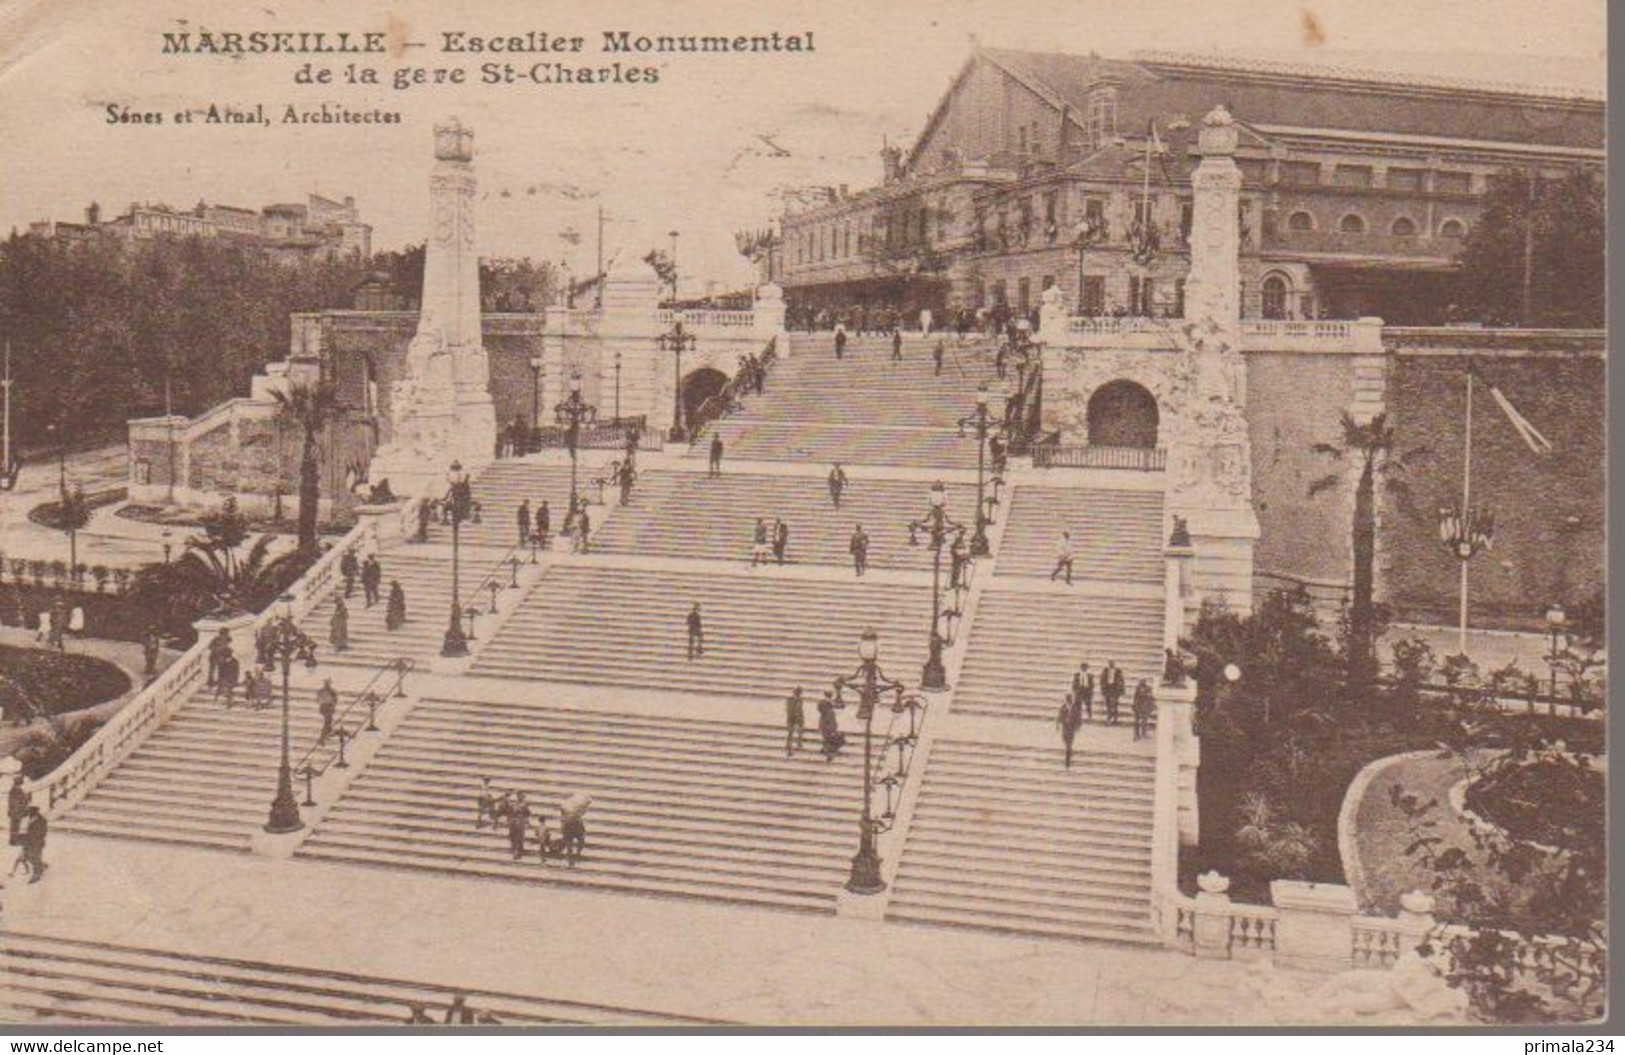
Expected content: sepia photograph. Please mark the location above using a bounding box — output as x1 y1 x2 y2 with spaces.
0 0 1608 1036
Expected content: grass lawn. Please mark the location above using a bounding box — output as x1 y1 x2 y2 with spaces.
0 643 132 717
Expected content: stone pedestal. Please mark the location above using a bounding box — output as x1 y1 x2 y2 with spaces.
1271 880 1358 972
1192 876 1234 959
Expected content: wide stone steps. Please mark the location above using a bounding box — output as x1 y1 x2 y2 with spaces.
695 420 982 471
0 931 713 1026
55 688 338 852
593 471 978 570
462 461 603 550
472 565 931 702
996 486 1166 582
299 699 868 913
952 589 1165 723
740 355 1005 429
888 740 1157 946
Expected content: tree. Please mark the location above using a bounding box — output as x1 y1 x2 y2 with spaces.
1455 168 1604 328
271 381 346 555
1309 411 1427 697
128 523 312 629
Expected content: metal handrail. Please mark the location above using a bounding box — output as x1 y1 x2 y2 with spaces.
293 657 415 786
461 540 529 618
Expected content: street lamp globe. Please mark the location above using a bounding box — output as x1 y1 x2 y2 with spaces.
447 460 468 488
529 355 543 372
929 481 946 509
1223 663 1242 683
976 385 990 412
1546 603 1567 630
858 628 879 664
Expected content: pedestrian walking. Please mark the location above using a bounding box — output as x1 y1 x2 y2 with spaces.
142 630 162 680
475 777 500 829
206 627 231 687
1057 693 1084 768
708 433 725 477
919 307 933 334
933 339 945 376
827 463 848 508
8 774 28 845
948 530 969 590
535 500 551 550
686 603 705 660
772 518 789 565
751 518 771 568
891 328 903 361
386 580 408 630
784 687 807 757
216 648 240 707
559 798 588 867
1132 679 1156 741
340 548 360 599
1072 662 1095 722
1050 530 1075 585
516 499 531 547
849 524 870 576
834 325 847 360
316 678 339 743
1102 661 1125 725
818 693 846 761
329 596 349 652
362 555 383 608
506 791 532 860
17 806 46 883
575 505 592 554
618 461 635 505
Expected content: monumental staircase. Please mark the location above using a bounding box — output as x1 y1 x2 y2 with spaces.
35 327 1181 956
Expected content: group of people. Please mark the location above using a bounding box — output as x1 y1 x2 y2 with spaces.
733 347 773 398
1055 660 1158 765
332 551 410 652
474 778 588 868
749 517 791 567
7 774 47 885
781 686 847 761
790 303 996 341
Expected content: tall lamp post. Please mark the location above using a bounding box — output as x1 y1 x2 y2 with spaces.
668 229 680 302
554 372 598 515
1544 602 1569 700
528 355 544 451
957 385 1005 557
658 312 697 443
907 481 963 690
441 461 473 658
832 629 906 895
613 349 623 423
161 529 173 565
1437 367 1494 655
263 593 319 834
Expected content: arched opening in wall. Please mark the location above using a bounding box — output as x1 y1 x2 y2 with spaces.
682 367 731 433
1339 213 1368 234
1390 216 1418 237
1287 210 1315 232
1086 380 1159 449
1261 273 1293 319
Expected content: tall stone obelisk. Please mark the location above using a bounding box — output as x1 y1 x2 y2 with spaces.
372 117 497 494
1167 105 1258 606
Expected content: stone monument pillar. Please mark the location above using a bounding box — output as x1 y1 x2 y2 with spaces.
371 118 497 494
1166 105 1259 609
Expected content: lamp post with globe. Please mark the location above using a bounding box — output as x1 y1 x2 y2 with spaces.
907 481 962 691
441 461 474 658
832 629 907 895
263 593 319 834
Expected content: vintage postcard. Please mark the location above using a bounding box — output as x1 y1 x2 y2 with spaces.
0 0 1606 1033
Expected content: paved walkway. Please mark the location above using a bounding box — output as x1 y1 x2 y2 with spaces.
0 836 1448 1027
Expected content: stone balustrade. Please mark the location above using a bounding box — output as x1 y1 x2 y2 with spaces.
1050 314 1385 354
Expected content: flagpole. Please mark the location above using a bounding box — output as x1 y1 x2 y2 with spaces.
1458 368 1474 654
2 340 12 476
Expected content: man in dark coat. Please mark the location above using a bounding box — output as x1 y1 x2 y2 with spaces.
18 806 47 882
340 548 360 599
1102 661 1125 725
1056 693 1084 768
834 327 847 359
516 499 531 547
506 791 532 860
784 687 806 757
891 328 903 361
535 500 551 549
1132 679 1156 741
316 679 339 743
8 775 28 845
361 555 383 608
933 339 945 376
708 434 725 477
827 464 848 508
1072 662 1095 722
849 525 870 577
206 627 231 687
772 519 789 565
686 603 705 660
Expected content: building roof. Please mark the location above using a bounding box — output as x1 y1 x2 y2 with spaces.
971 47 1603 155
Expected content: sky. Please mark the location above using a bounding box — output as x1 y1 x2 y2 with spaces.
0 0 1606 296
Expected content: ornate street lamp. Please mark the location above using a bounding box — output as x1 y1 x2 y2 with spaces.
161 528 173 565
957 385 1006 557
1437 504 1494 654
441 461 474 658
554 371 598 513
832 629 906 896
263 593 318 834
907 481 963 690
528 355 544 448
1544 602 1569 699
658 312 697 443
613 349 623 423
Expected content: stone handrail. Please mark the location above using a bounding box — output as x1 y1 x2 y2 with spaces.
24 513 381 818
1149 691 1181 941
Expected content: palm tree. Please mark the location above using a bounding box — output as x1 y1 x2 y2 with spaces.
272 381 345 555
1308 411 1427 696
56 485 92 582
130 531 309 624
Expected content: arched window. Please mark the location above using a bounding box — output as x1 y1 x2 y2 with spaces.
1439 218 1467 239
1390 216 1418 236
1338 213 1367 234
1287 211 1315 232
1261 274 1291 320
1087 380 1159 449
